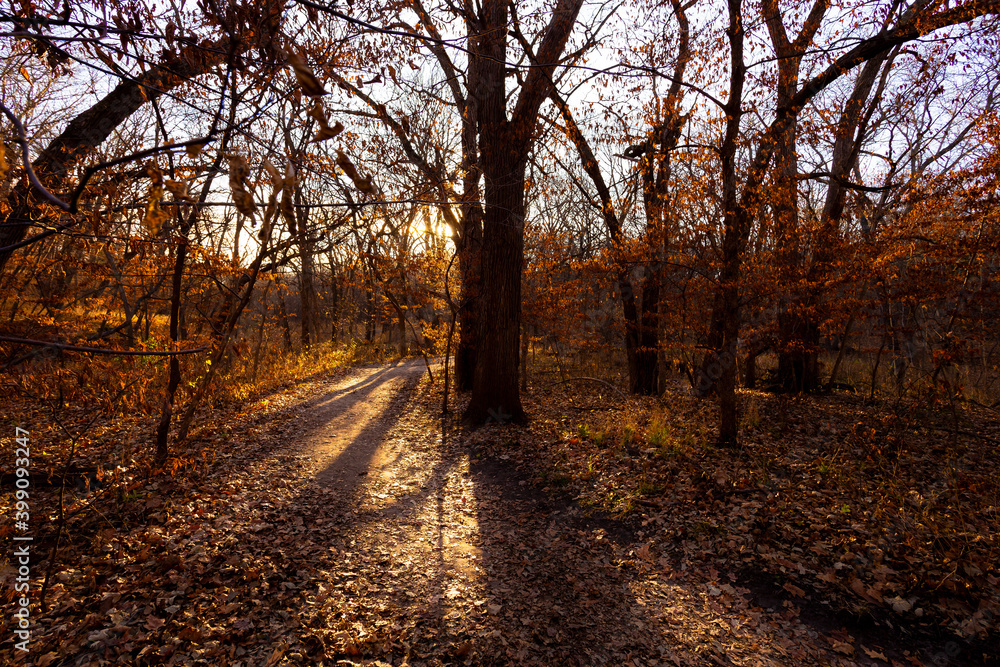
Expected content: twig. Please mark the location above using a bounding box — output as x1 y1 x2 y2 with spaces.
39 379 135 612
0 100 214 214
0 100 71 211
66 135 215 211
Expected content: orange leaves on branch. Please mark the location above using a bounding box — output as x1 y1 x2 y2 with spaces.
260 159 285 241
185 142 206 159
286 51 327 97
165 179 191 202
0 142 9 182
93 45 118 72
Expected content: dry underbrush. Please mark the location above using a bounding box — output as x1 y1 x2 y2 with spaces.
476 377 1000 644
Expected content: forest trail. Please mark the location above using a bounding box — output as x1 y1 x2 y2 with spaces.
298 358 431 487
222 357 690 666
10 359 979 666
22 359 967 667
181 359 925 667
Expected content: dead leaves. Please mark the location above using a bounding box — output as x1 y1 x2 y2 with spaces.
336 150 375 194
164 179 190 202
830 638 855 656
228 154 256 217
862 645 889 661
486 378 1000 649
782 582 806 598
143 164 169 235
308 101 344 142
11 367 998 667
0 141 9 182
264 640 287 666
286 51 326 97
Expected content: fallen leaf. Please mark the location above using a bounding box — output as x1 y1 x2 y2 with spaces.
831 640 855 656
862 646 888 661
783 582 806 598
888 596 912 613
265 640 286 667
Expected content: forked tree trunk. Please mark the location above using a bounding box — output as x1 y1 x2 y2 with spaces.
763 0 827 393
462 0 583 425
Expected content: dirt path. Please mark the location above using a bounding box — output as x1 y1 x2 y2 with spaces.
294 358 430 485
188 359 917 667
31 360 972 666
241 358 677 666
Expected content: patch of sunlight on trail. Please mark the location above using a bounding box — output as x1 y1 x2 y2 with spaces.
362 450 486 623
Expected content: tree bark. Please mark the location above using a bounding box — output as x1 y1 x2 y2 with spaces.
277 289 293 352
454 205 482 391
762 0 829 392
465 152 528 424
697 0 746 446
154 238 187 466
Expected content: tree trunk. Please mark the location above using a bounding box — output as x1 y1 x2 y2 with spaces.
798 50 895 387
462 0 583 424
463 154 528 424
297 236 316 349
329 273 340 342
398 305 407 356
154 238 187 466
825 314 855 390
777 298 821 392
763 0 827 393
634 267 661 394
454 205 482 392
520 323 529 392
364 280 375 342
744 350 757 388
699 0 746 447
250 284 272 382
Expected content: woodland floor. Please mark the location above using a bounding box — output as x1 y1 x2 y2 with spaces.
2 357 999 666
